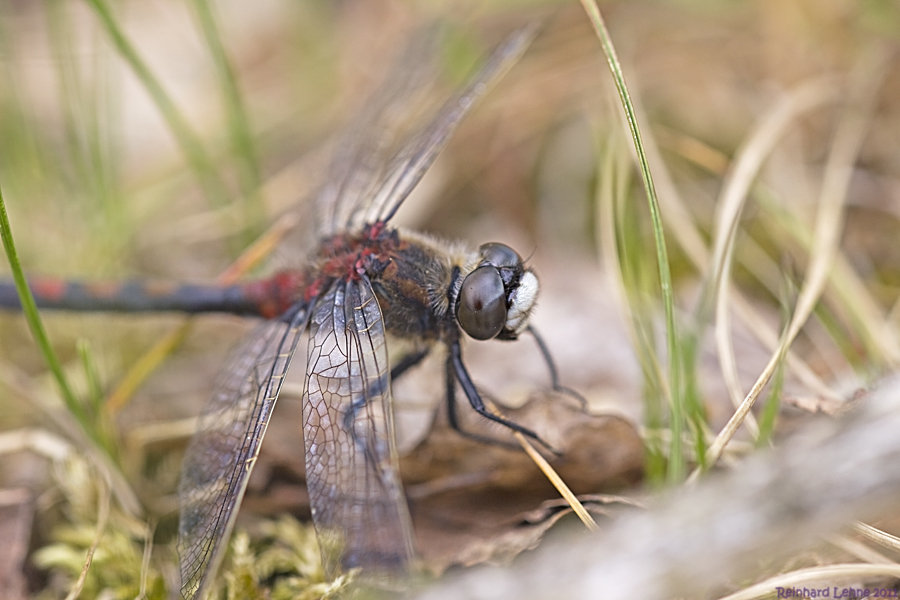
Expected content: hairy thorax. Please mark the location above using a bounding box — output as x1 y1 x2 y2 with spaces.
307 224 476 342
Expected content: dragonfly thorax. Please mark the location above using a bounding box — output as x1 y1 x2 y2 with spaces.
314 227 540 345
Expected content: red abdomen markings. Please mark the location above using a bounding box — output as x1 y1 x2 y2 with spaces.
0 225 440 327
0 276 302 318
240 271 309 319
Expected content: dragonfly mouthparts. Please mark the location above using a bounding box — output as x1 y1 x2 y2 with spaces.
503 269 539 338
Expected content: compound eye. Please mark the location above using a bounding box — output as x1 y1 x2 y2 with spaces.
457 265 507 340
479 242 521 268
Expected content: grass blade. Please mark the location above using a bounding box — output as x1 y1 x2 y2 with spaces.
83 0 243 244
580 0 683 482
189 0 266 237
709 79 837 441
0 184 84 430
697 49 889 474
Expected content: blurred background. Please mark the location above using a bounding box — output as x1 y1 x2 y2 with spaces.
1 0 899 597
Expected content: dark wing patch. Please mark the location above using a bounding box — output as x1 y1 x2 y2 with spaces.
177 307 311 599
303 278 415 583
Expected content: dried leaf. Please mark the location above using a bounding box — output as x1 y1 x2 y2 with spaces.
401 392 643 572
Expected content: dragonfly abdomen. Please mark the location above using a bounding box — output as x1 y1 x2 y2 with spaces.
0 277 266 316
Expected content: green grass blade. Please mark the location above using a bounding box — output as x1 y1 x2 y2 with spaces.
580 0 683 482
0 185 84 428
46 0 125 246
757 283 791 445
83 0 243 244
189 0 266 239
596 126 667 484
76 338 119 461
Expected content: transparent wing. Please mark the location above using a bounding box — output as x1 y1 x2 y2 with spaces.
365 24 537 227
303 278 415 582
177 306 311 599
315 30 442 237
316 24 537 236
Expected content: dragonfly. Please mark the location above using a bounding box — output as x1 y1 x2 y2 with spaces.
0 24 576 598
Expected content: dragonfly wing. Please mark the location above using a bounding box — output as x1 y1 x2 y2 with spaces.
315 30 443 238
315 25 536 236
177 306 311 599
304 277 415 582
366 24 537 226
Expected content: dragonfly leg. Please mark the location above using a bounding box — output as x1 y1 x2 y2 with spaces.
390 348 430 382
386 342 523 451
340 368 390 453
339 347 430 456
341 397 392 478
443 353 521 451
448 340 559 455
527 325 588 409
340 346 431 436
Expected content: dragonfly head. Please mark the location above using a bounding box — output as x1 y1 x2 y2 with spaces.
455 242 538 341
